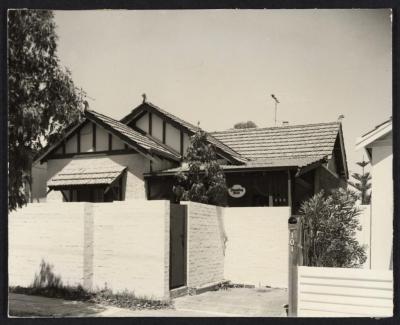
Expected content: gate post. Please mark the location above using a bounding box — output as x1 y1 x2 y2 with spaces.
288 215 300 317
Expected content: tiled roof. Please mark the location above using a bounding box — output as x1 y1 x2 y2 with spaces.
86 110 181 160
148 156 327 175
48 157 126 187
142 102 200 133
211 122 340 161
122 102 246 163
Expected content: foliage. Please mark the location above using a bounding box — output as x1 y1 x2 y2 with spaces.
348 160 371 204
233 121 257 129
173 129 227 206
299 188 367 268
33 259 63 288
91 288 172 310
8 10 84 211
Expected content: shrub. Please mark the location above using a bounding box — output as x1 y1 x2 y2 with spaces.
173 129 227 206
300 188 367 268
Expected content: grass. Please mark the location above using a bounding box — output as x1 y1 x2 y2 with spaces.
9 285 172 311
10 284 92 301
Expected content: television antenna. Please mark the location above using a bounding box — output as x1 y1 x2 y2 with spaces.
271 94 280 126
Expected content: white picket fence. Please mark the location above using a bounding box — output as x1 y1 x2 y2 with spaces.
297 266 393 317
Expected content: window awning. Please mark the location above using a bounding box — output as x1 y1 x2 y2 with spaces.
47 156 126 189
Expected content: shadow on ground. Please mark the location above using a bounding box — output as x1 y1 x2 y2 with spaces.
9 293 106 317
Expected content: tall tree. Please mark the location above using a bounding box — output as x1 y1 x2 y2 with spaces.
349 159 371 204
233 121 257 129
8 10 84 211
173 129 227 206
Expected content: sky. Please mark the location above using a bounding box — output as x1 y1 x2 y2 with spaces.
54 9 392 175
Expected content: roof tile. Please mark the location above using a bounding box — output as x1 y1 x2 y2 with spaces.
211 122 340 161
48 157 126 187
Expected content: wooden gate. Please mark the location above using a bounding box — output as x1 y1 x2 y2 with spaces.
169 204 187 289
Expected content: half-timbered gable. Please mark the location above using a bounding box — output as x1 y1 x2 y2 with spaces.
121 102 246 164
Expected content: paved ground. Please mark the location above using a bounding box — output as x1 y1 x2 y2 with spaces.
174 287 287 317
9 288 287 317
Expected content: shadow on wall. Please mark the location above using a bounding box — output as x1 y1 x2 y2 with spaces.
32 259 63 288
216 207 228 255
9 260 92 301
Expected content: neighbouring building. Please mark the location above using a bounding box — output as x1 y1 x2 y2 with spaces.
33 101 348 212
356 117 393 270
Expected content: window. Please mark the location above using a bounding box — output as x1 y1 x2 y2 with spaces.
61 178 123 202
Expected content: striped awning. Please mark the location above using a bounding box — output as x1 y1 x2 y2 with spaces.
47 156 126 189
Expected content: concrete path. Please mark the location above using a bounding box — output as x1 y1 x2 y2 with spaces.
9 288 287 317
174 287 288 317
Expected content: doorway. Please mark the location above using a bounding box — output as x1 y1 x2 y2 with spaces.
169 204 187 289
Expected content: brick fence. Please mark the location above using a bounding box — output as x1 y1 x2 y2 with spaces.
183 202 291 289
223 206 290 288
9 200 170 299
9 200 292 299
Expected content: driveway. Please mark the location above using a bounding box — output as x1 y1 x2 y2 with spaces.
9 288 287 317
174 287 287 317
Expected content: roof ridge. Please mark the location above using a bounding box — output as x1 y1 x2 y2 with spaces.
144 101 200 131
88 109 149 139
211 121 340 134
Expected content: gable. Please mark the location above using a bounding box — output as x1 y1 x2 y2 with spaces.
122 102 246 164
131 111 191 155
48 120 129 160
36 109 182 164
356 118 392 151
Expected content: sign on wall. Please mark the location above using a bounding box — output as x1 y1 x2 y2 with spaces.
228 184 246 198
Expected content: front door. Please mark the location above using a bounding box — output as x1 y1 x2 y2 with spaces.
169 204 187 289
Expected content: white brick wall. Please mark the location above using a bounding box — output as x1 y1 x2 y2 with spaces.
183 202 225 288
9 203 86 287
10 200 292 297
90 200 169 298
9 200 170 299
223 207 290 288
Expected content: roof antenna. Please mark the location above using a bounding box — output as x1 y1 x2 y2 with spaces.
142 93 147 103
338 114 345 122
271 94 280 126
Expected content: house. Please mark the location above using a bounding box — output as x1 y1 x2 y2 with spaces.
34 101 348 212
356 118 393 270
